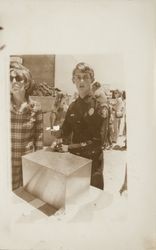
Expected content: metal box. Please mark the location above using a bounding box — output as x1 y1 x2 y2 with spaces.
22 150 92 209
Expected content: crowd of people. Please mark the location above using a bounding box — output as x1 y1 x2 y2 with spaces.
65 84 126 151
10 60 126 192
91 83 126 150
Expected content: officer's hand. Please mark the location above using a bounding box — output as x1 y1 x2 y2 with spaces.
51 141 68 153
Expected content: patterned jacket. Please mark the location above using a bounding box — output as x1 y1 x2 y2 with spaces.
11 99 43 190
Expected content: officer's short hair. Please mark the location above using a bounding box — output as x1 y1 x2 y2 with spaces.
72 62 94 82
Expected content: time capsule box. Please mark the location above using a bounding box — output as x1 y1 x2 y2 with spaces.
22 150 92 209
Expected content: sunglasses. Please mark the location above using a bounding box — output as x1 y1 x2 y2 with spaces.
10 75 27 83
73 75 92 82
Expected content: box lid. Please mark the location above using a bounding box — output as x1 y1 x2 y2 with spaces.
22 150 91 176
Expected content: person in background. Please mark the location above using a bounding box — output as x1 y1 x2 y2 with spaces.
92 81 101 93
60 63 106 190
10 61 43 190
111 89 124 145
92 81 107 104
119 90 126 137
92 81 110 149
99 103 110 149
105 92 114 149
50 92 69 130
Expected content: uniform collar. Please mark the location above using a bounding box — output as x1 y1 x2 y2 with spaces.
77 93 93 104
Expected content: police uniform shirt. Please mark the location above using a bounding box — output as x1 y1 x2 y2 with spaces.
61 94 105 190
61 94 104 146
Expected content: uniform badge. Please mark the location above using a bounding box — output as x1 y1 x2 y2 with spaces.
88 108 94 116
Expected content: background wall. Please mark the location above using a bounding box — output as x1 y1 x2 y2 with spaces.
11 54 55 86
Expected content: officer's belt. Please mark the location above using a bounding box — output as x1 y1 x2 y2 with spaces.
68 139 100 150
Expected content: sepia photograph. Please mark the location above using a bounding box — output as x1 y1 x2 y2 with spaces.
0 1 156 250
10 54 127 217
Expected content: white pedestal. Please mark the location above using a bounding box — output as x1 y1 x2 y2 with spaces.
22 150 92 209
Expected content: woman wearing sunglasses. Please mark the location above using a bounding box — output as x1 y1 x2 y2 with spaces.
10 61 43 190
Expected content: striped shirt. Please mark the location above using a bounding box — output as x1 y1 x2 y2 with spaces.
11 100 43 190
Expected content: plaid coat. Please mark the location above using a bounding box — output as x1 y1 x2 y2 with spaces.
11 100 43 190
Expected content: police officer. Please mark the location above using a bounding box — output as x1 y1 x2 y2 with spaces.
61 62 106 190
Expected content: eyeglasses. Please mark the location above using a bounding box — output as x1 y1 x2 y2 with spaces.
10 75 26 83
73 75 92 82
